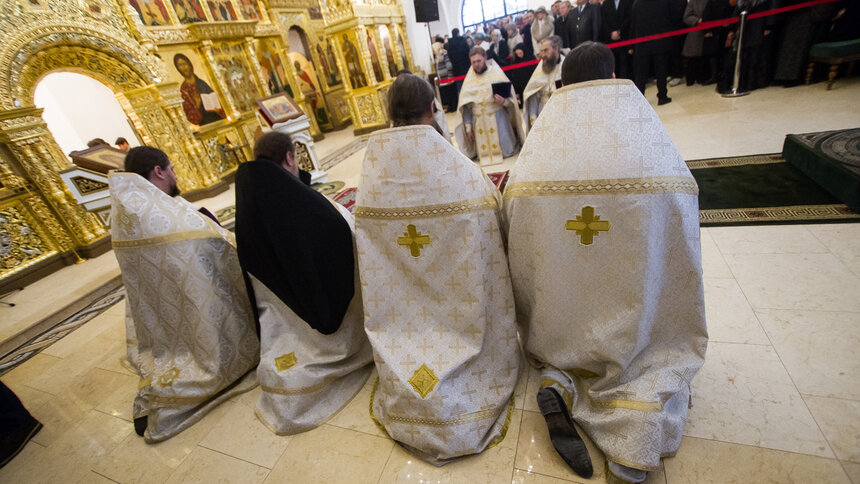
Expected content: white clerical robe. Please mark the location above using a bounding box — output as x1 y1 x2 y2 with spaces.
522 56 564 133
251 202 374 435
504 79 708 471
110 173 260 443
355 125 520 465
454 60 526 166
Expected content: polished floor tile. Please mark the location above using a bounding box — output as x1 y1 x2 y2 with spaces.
807 223 860 279
198 398 293 469
708 225 830 255
686 342 833 457
804 396 860 463
756 308 860 400
699 229 734 279
725 253 860 312
703 278 769 345
164 446 270 484
663 436 850 484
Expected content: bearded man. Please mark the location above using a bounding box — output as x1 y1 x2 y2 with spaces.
523 35 565 133
111 146 259 442
454 46 525 166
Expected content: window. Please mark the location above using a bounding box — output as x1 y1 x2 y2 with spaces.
461 0 528 32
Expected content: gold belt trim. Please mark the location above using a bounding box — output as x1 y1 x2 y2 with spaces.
260 380 331 396
150 392 216 406
354 196 497 220
503 177 698 199
112 229 222 249
386 406 502 427
591 399 664 412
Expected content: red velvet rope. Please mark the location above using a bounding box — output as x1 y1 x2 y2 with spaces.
437 0 840 85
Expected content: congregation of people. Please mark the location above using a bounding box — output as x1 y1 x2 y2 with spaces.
434 0 858 108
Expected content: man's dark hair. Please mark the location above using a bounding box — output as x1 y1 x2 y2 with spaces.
396 68 412 76
452 28 460 36
388 74 435 127
87 138 108 148
124 146 169 179
469 46 487 58
561 41 615 85
254 131 294 163
115 137 128 145
434 35 444 43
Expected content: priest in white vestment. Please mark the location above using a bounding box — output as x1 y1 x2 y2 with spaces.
522 36 565 133
504 43 708 483
234 131 373 435
454 47 526 166
110 147 260 443
355 74 520 465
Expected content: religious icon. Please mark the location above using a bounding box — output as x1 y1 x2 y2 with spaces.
396 30 410 70
366 32 384 82
316 43 341 87
129 0 170 26
378 26 398 78
212 43 258 114
68 145 127 174
341 34 367 89
289 53 329 125
170 0 206 23
171 52 225 126
257 92 303 125
236 0 260 20
258 39 288 94
206 0 236 20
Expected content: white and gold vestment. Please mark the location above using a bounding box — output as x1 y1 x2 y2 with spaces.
110 173 259 443
355 125 520 465
251 202 374 435
521 55 564 133
454 60 526 166
504 79 708 471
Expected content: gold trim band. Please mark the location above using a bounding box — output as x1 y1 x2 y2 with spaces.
591 399 664 412
260 380 332 396
112 229 222 249
503 177 698 199
355 196 497 220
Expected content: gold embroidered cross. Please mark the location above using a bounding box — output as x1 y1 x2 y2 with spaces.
565 206 611 245
397 224 430 257
409 363 439 398
274 352 298 372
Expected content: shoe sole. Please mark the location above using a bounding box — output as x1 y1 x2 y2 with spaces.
537 388 593 478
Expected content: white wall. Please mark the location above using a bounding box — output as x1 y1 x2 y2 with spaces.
33 72 140 158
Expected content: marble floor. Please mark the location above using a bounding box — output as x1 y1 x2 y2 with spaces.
2 78 860 483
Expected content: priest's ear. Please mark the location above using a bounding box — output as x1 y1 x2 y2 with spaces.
283 149 299 177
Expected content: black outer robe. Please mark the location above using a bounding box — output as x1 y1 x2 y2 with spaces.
235 159 354 335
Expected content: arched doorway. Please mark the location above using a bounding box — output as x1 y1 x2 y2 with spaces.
34 72 140 156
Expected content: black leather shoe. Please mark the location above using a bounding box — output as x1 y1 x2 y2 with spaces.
657 97 672 106
537 387 593 478
0 417 41 469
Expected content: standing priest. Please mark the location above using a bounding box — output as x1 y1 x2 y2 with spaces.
355 73 520 465
454 47 526 166
522 35 565 133
111 147 260 442
504 42 708 483
234 131 373 435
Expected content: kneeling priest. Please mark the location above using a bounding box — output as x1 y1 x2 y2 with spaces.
503 42 708 483
110 147 260 443
355 74 520 465
235 131 374 435
522 36 565 133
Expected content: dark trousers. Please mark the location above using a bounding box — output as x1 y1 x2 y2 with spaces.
612 47 632 79
634 51 669 100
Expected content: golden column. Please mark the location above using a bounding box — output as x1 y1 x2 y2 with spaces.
0 107 106 249
156 83 220 186
199 40 241 121
244 37 271 97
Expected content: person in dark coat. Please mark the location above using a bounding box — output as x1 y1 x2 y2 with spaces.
630 0 685 104
570 0 602 48
682 0 713 85
509 42 537 107
718 0 774 93
601 0 633 78
447 28 471 112
555 1 574 48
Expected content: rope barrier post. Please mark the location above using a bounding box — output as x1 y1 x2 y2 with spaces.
721 10 750 98
425 23 444 105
